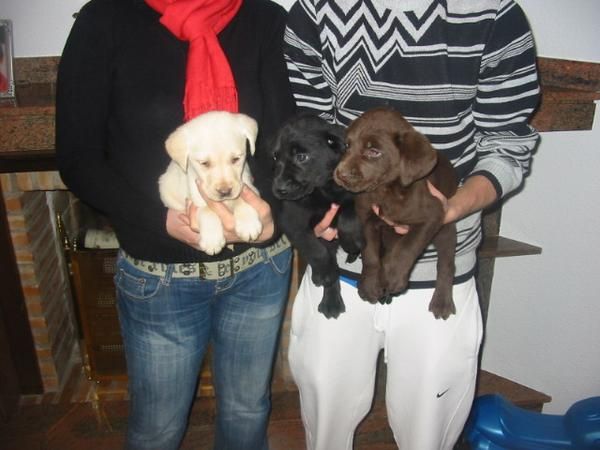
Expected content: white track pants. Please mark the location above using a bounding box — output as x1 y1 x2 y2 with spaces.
288 267 483 450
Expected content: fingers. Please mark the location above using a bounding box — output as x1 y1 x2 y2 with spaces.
240 185 269 211
371 204 394 226
194 181 273 243
371 204 410 235
314 203 340 240
393 224 410 235
183 199 199 231
319 226 338 240
166 208 201 249
240 185 273 225
427 180 448 208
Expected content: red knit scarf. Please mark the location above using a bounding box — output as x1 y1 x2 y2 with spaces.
145 0 242 121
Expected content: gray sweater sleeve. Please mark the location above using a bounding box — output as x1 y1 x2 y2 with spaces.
470 1 540 198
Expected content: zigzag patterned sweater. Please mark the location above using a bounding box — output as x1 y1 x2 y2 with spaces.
284 0 540 286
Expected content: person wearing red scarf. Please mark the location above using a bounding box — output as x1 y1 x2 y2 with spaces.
56 0 295 448
145 0 242 120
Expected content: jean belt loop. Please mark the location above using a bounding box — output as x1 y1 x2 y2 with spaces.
163 262 174 285
261 247 269 264
229 257 236 277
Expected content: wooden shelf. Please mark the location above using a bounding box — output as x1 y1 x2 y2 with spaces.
477 370 551 412
479 236 542 259
532 57 600 132
531 85 600 132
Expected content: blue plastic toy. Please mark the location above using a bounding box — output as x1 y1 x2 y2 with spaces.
465 394 600 449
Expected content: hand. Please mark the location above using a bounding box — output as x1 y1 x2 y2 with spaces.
426 181 451 222
373 181 450 235
313 203 339 241
372 204 410 235
166 206 202 250
195 183 275 243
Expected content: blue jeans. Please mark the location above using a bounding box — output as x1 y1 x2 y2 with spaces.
114 247 292 450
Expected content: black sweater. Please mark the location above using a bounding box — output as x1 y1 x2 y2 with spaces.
56 0 295 263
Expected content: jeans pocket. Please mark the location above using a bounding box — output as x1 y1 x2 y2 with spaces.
267 247 292 276
114 256 163 301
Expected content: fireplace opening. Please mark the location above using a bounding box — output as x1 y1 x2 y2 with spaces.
58 200 215 396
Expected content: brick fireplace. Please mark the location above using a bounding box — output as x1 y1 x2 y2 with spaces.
0 170 79 392
0 168 299 396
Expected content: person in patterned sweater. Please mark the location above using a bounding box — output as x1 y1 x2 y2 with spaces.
283 1 540 449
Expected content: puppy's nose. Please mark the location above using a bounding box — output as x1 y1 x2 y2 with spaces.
273 179 292 197
274 186 288 196
334 169 345 182
216 186 233 198
334 167 361 189
334 168 352 184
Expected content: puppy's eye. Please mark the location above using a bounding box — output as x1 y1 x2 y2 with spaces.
200 161 211 168
272 152 279 161
295 153 308 163
326 137 336 147
231 156 241 164
364 147 381 159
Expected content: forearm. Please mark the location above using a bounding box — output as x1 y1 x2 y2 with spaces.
446 175 498 224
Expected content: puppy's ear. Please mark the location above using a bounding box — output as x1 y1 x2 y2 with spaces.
396 131 438 186
165 126 190 171
237 114 259 155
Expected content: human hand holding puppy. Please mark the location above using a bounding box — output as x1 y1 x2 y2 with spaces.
167 184 274 251
316 183 494 240
315 182 450 239
316 177 499 239
371 176 497 234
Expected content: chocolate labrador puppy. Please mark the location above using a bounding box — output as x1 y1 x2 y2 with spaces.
271 114 362 319
334 107 458 319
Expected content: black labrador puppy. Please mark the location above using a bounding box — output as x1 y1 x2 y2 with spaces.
271 114 362 319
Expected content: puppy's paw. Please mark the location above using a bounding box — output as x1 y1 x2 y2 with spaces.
428 290 456 320
378 294 393 305
199 232 226 255
382 266 409 297
235 210 263 242
357 275 384 304
232 201 262 241
345 252 360 264
383 267 409 296
197 208 226 255
318 286 346 319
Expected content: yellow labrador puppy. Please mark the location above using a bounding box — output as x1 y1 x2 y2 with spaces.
159 111 262 255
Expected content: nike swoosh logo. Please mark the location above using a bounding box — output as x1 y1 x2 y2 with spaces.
436 389 449 398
